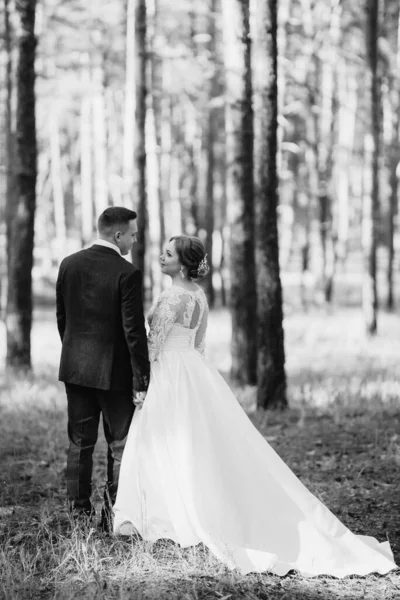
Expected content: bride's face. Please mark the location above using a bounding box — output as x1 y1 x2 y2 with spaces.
160 241 181 277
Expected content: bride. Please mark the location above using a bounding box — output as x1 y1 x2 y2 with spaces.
113 235 397 578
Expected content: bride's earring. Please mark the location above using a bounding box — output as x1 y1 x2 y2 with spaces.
180 266 185 279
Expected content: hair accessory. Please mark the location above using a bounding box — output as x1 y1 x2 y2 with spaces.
197 254 210 278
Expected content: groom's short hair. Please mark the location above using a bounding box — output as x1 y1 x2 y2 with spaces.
97 207 137 235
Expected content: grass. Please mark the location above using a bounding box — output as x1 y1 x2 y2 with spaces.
0 307 400 599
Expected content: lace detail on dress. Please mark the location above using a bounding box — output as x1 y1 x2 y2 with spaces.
195 330 206 356
183 296 196 327
147 286 208 362
194 288 208 357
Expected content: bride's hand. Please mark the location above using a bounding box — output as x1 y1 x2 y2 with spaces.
133 390 147 408
146 305 155 325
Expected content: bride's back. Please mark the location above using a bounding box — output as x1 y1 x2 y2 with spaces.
167 286 208 346
148 285 209 360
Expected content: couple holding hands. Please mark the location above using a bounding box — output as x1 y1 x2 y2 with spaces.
56 207 397 578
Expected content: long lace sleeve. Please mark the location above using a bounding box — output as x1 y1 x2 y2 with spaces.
194 291 209 357
147 290 188 362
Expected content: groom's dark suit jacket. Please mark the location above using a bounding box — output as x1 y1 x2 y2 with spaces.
56 245 150 392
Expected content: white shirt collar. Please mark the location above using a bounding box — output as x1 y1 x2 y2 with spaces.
94 238 122 256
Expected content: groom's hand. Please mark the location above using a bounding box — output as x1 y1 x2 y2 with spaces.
133 390 147 407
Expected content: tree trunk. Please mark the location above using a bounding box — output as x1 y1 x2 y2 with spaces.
204 109 215 305
184 100 200 235
106 88 124 206
319 189 337 303
300 153 313 310
363 0 381 335
318 0 341 302
186 6 200 235
149 0 165 254
387 127 398 310
80 90 93 245
299 0 320 304
131 0 147 277
335 62 358 264
3 0 16 320
221 0 257 386
219 124 228 308
161 89 183 241
123 0 136 208
160 84 173 240
362 133 378 333
168 102 183 236
92 57 108 217
276 0 292 173
203 0 218 307
284 158 299 270
253 0 287 409
6 0 38 369
49 106 67 260
169 153 183 236
146 107 162 301
387 9 400 310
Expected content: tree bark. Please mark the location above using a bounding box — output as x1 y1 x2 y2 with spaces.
203 0 218 307
318 0 341 302
160 83 173 239
220 121 229 308
186 103 200 235
80 89 93 245
387 118 399 310
301 2 320 306
146 107 162 301
186 5 200 235
204 108 215 305
300 150 313 310
131 0 148 277
387 125 398 310
92 57 108 217
363 0 381 335
49 105 67 259
335 61 358 264
149 0 165 254
221 0 258 386
253 0 287 409
6 0 38 369
168 100 183 235
123 0 136 207
362 133 378 333
387 8 400 310
276 0 292 173
3 0 16 320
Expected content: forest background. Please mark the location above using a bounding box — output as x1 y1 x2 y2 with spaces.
0 0 399 598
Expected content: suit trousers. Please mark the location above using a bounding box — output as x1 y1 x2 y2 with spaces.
65 383 134 516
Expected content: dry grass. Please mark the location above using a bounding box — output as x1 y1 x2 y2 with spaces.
0 307 399 599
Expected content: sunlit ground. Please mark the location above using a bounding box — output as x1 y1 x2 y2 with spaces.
1 295 400 425
1 300 400 406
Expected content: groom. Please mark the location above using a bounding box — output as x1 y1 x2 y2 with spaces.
56 207 150 529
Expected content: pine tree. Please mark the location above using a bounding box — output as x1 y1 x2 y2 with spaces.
253 0 287 409
6 0 38 369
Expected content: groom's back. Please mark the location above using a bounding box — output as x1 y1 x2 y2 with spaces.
57 245 141 391
59 246 123 333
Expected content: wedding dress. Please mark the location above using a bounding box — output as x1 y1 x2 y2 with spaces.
113 284 397 577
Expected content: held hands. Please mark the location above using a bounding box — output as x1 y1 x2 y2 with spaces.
133 390 147 408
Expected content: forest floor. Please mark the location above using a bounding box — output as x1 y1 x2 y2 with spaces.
0 306 400 599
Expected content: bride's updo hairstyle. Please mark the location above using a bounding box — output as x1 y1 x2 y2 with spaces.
170 235 210 280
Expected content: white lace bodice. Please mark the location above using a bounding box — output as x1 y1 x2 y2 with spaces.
147 285 209 362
